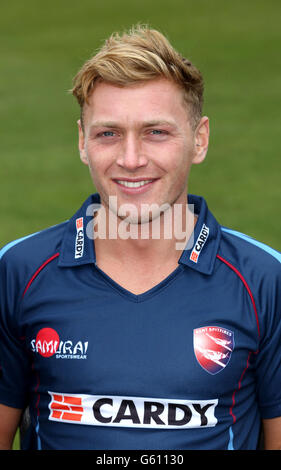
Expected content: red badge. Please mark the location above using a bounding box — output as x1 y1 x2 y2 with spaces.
35 327 60 358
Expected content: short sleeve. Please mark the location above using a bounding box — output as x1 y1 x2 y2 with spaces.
254 260 281 419
0 251 30 409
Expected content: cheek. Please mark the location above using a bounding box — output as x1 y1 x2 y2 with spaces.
85 145 113 176
158 142 194 176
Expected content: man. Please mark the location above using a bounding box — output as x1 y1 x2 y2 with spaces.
0 26 280 450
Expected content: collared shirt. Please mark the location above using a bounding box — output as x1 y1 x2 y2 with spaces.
0 194 280 450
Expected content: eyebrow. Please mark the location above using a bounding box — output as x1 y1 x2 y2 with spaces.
88 119 178 130
142 120 178 128
89 121 119 129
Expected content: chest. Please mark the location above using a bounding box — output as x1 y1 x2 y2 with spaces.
21 265 259 401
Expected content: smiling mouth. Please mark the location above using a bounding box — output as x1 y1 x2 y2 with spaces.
115 179 154 188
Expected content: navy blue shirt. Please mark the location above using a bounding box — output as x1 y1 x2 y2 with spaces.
0 194 280 450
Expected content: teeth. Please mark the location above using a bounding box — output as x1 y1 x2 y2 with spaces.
117 180 153 188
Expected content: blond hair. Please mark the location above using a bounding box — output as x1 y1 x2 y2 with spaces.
71 25 204 129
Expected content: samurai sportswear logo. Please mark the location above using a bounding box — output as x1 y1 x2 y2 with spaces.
30 327 89 359
48 392 218 429
75 217 84 259
193 326 234 374
190 223 209 263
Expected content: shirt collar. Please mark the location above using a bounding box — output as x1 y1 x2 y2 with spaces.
58 193 221 275
178 194 221 275
58 193 99 267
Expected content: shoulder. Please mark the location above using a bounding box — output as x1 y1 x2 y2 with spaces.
219 226 280 271
217 227 281 339
0 221 68 279
218 226 280 312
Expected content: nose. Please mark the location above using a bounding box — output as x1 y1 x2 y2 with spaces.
116 133 148 171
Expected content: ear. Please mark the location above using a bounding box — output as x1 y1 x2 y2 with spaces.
192 116 209 164
78 119 89 166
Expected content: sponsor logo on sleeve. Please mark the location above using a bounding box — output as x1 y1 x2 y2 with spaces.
194 326 234 374
48 392 218 429
190 224 209 263
75 217 84 259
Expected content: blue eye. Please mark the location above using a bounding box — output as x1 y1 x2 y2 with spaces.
102 131 115 137
151 129 163 134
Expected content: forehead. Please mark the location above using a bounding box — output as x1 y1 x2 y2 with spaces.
83 78 189 126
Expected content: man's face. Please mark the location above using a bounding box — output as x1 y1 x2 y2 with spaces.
78 78 209 223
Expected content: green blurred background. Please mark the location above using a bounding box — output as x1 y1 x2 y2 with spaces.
0 0 280 450
1 0 280 251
